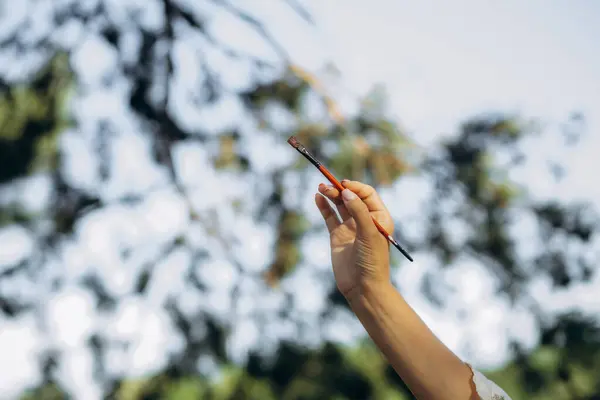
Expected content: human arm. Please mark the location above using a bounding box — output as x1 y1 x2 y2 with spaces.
346 280 474 399
315 180 511 399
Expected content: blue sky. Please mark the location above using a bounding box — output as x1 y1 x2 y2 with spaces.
1 1 599 398
306 1 600 138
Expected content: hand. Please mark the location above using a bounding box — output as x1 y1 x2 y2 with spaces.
315 180 393 300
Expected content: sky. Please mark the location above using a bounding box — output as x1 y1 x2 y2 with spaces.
1 1 600 398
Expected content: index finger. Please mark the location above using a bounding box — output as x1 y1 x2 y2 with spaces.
340 180 388 213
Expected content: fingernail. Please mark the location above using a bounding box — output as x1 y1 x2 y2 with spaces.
341 179 349 185
342 189 357 201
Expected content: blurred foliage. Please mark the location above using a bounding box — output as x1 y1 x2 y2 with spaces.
0 1 598 399
21 330 600 400
0 53 71 182
265 210 310 286
487 311 600 399
0 53 72 229
20 383 65 400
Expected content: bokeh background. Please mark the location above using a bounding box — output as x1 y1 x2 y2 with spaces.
1 1 600 399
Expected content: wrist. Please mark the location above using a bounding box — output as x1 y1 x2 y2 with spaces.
343 278 394 306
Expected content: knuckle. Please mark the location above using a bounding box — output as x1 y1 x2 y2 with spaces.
362 185 376 197
325 187 339 196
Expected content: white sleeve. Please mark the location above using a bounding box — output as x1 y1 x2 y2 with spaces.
467 364 512 400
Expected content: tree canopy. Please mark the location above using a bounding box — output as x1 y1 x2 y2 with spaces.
0 1 598 399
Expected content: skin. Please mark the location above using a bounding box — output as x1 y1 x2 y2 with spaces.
315 180 476 400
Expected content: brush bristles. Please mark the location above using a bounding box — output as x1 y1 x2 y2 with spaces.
287 136 300 149
287 135 320 167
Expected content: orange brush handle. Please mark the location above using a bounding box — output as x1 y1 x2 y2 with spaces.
372 217 390 237
318 165 345 192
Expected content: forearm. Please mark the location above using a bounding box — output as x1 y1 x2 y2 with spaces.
347 281 473 400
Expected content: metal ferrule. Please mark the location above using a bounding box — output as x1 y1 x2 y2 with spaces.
294 144 322 168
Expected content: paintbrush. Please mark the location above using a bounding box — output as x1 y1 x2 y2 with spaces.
287 136 413 262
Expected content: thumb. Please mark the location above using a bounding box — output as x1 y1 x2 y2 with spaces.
341 189 378 237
